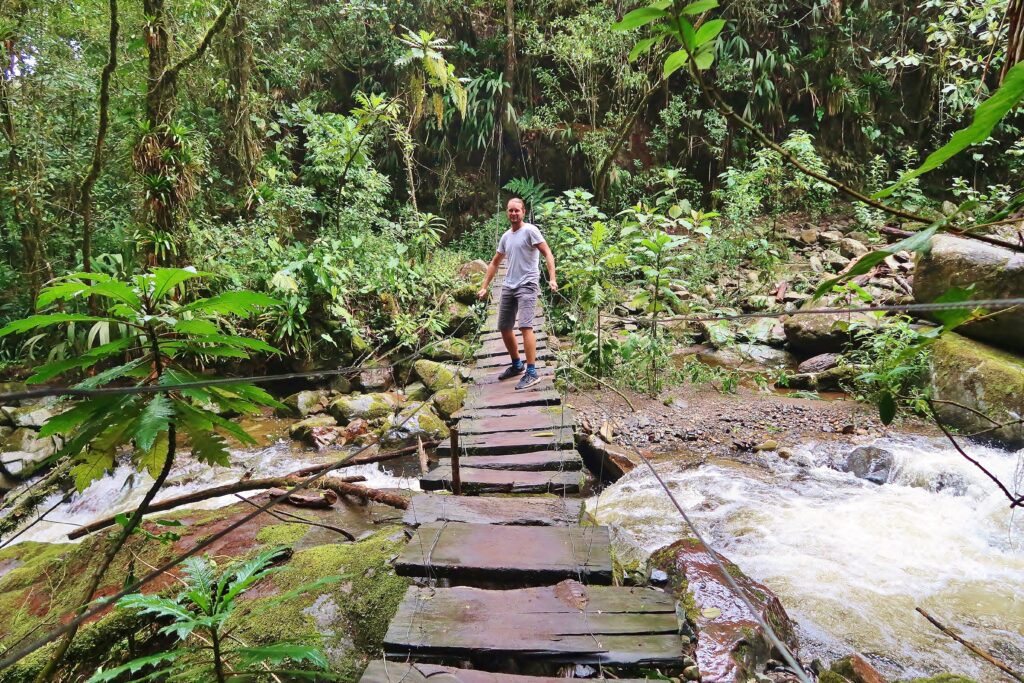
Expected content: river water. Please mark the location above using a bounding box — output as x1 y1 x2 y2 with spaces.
587 434 1024 681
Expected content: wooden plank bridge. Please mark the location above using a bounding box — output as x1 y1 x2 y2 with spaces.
362 267 684 681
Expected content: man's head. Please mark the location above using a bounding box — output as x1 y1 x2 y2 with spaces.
506 198 525 228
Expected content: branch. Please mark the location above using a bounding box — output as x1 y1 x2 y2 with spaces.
916 607 1024 682
319 478 409 510
159 1 235 86
233 494 355 541
594 76 665 200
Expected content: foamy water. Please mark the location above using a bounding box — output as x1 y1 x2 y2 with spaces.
6 439 420 545
588 435 1024 681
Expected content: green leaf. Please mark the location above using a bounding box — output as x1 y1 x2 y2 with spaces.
26 356 100 384
0 314 113 338
663 48 690 77
682 0 719 14
178 414 231 466
71 448 116 491
694 19 725 46
74 357 150 390
878 391 896 425
133 394 174 452
876 62 1024 198
85 650 182 683
35 282 91 308
39 396 122 438
236 644 329 670
89 280 141 308
180 291 281 317
149 268 209 301
694 50 715 70
931 286 981 330
679 18 697 51
812 220 943 298
612 6 667 31
629 35 661 62
173 319 221 335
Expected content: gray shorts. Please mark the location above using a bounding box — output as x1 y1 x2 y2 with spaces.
497 280 539 330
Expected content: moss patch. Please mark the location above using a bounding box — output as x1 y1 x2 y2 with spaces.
256 522 309 546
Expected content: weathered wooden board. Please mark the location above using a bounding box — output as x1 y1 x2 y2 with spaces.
436 428 574 455
462 383 560 410
456 409 575 435
437 450 582 471
420 466 583 494
402 494 582 526
359 661 652 683
384 582 682 665
394 523 613 584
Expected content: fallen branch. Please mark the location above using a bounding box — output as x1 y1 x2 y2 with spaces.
319 478 409 510
286 440 440 479
67 473 366 540
233 494 355 541
916 607 1024 682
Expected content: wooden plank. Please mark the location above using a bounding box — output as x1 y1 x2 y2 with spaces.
436 428 574 455
359 661 651 683
384 582 682 666
437 450 583 471
403 494 582 526
462 384 560 410
394 523 613 584
420 466 583 494
457 409 575 435
452 405 572 421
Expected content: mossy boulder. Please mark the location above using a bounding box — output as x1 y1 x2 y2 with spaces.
403 382 431 402
275 389 329 418
432 386 467 419
783 312 876 354
445 301 479 338
380 402 450 448
0 404 54 429
915 234 1024 353
930 332 1024 448
329 393 400 425
830 654 887 682
453 280 482 305
414 360 460 393
288 414 339 444
424 338 473 363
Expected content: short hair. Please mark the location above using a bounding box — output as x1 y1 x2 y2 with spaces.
507 197 526 210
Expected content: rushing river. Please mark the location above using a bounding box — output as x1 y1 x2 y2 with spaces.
587 434 1024 681
8 433 421 546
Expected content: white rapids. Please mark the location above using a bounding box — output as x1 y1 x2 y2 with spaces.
587 434 1024 681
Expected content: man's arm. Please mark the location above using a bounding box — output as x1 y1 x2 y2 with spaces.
537 241 558 292
477 252 505 300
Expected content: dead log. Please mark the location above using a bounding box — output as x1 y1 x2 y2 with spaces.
319 478 409 510
266 487 338 508
67 473 364 540
286 440 441 479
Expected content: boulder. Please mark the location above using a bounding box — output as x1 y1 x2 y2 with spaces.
458 259 489 278
453 281 481 305
929 332 1024 448
423 338 473 363
799 228 818 244
786 365 856 392
3 427 60 457
329 375 352 394
328 393 400 425
844 445 894 484
380 403 449 448
403 382 432 402
431 387 467 419
914 234 1024 353
783 312 875 354
651 538 799 683
797 353 840 374
414 360 460 393
275 390 329 418
698 344 797 372
445 301 479 338
1 404 54 429
578 434 641 480
0 382 27 406
288 415 341 447
827 654 888 683
839 238 869 259
356 366 394 392
818 230 844 246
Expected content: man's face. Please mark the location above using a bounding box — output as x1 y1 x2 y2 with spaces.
507 201 524 225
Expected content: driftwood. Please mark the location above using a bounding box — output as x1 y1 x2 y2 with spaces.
67 473 365 540
319 478 409 510
916 607 1024 682
286 440 441 479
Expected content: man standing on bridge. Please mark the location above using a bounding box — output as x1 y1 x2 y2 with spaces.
477 197 558 390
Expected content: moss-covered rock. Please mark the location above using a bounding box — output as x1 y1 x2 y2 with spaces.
329 393 400 425
930 332 1024 448
453 280 481 305
432 386 467 419
276 389 329 418
414 360 460 393
784 312 876 354
423 338 473 363
380 403 450 448
830 654 887 682
1 404 54 429
288 414 340 444
403 381 431 402
445 301 479 338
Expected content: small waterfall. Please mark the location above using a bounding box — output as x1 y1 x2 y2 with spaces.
588 435 1024 681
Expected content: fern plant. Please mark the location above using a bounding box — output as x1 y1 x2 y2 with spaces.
86 548 334 682
502 177 556 219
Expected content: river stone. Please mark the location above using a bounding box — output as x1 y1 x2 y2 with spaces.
798 353 840 374
329 375 352 394
579 433 641 480
3 427 59 457
458 259 488 278
288 415 339 445
431 386 467 419
329 393 400 425
276 390 329 418
403 382 431 402
651 538 799 683
828 654 887 683
423 338 473 363
380 402 449 448
844 446 894 485
929 332 1024 448
818 230 844 246
783 312 875 354
800 228 818 244
0 383 27 406
1 404 54 429
357 366 394 392
839 238 869 259
914 234 1024 353
414 360 460 393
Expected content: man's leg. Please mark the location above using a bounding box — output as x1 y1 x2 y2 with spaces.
521 326 536 365
501 328 520 361
514 283 542 390
496 286 524 380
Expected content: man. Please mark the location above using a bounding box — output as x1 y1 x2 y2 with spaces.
477 197 558 390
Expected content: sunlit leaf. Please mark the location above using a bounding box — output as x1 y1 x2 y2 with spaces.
682 0 719 14
612 6 667 31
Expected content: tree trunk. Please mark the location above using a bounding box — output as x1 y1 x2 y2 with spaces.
1002 0 1024 83
220 0 260 197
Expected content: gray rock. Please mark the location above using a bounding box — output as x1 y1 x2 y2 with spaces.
380 403 449 448
423 338 473 363
823 249 850 270
357 366 394 392
403 382 431 402
1 405 54 429
329 375 352 394
0 383 27 407
328 393 400 425
457 259 488 278
844 445 894 484
797 353 840 374
839 238 869 259
929 332 1024 448
914 234 1024 353
799 228 818 244
809 255 824 273
276 390 329 418
783 312 876 354
818 230 844 245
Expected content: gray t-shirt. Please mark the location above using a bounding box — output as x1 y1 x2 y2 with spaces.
497 223 545 289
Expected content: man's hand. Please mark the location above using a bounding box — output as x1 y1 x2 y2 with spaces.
549 280 559 293
477 287 488 300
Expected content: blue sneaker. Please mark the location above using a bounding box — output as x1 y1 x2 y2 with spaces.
498 362 524 381
515 369 541 391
